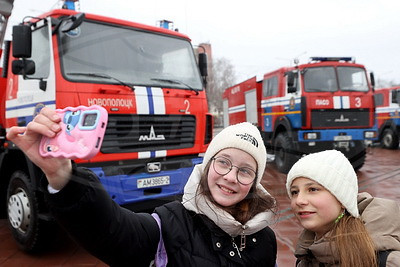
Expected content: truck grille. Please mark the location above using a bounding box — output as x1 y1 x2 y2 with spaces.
101 114 196 153
311 109 370 128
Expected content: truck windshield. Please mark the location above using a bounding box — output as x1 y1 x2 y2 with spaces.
58 20 203 90
337 66 369 92
303 66 369 92
303 67 338 92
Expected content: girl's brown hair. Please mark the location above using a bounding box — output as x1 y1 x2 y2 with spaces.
197 160 276 224
329 214 377 267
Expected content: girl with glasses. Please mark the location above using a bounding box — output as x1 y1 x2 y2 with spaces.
7 108 277 267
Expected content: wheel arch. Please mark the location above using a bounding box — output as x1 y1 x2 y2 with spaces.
272 116 298 150
378 119 396 139
0 148 43 218
272 116 296 144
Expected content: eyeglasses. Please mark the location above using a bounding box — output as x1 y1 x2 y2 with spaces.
212 156 257 185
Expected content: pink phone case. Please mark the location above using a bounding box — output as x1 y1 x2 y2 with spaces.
39 105 108 160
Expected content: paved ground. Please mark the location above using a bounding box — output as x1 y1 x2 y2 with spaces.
0 218 107 266
1 146 399 266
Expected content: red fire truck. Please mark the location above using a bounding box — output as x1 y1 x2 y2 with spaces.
223 57 377 173
0 2 212 251
374 86 400 149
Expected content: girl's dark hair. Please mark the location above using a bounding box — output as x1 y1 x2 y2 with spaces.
196 159 276 224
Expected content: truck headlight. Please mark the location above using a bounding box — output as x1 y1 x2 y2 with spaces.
364 131 377 139
304 132 318 140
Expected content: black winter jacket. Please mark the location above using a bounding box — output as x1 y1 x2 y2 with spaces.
44 167 277 266
156 202 277 266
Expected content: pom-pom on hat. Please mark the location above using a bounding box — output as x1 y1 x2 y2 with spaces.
286 150 359 217
202 122 266 184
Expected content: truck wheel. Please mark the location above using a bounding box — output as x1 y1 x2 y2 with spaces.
7 171 44 252
381 129 399 149
339 142 366 171
274 133 298 174
350 148 366 171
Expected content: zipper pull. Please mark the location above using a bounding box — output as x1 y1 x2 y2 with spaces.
232 238 242 258
240 233 246 251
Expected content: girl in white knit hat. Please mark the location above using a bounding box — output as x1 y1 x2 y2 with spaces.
286 149 400 267
7 110 278 267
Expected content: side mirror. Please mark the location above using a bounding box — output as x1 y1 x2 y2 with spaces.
12 59 35 75
198 53 208 77
286 71 297 93
370 72 375 91
61 13 85 33
12 25 32 58
288 86 297 94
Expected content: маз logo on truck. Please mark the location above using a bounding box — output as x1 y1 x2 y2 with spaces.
139 125 165 141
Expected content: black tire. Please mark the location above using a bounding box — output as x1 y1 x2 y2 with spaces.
339 142 366 171
350 148 366 171
381 128 399 149
7 171 46 252
274 133 298 174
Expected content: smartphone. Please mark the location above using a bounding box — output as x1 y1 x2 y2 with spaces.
39 105 108 160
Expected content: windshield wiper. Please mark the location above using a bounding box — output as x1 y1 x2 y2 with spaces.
67 72 135 91
151 78 199 95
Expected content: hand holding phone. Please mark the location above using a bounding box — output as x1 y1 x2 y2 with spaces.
39 105 108 160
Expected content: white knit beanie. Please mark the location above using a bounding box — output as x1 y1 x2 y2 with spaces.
286 150 359 217
202 122 266 184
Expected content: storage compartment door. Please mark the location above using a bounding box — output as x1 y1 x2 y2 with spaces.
245 89 257 124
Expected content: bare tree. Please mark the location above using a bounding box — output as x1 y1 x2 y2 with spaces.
375 78 400 89
206 57 236 126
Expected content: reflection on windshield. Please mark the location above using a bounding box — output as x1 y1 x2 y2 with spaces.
304 67 337 92
337 67 368 92
58 20 203 90
304 66 369 92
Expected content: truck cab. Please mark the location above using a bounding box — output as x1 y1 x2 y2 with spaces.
0 7 212 252
374 86 400 149
223 57 377 173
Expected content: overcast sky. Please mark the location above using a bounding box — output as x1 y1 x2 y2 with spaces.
7 0 400 85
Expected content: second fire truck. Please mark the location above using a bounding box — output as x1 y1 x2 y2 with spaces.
223 57 377 173
374 86 400 149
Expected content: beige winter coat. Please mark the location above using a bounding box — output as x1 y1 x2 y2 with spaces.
294 192 400 266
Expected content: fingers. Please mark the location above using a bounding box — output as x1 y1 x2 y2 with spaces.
29 107 62 137
7 107 62 143
6 126 27 140
39 107 61 123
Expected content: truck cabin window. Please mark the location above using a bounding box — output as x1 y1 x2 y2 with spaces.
58 21 203 91
337 67 369 92
374 93 384 107
303 66 368 93
304 67 337 92
392 89 400 104
27 25 51 79
263 76 278 96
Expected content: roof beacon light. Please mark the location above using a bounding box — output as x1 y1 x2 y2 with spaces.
62 0 79 11
157 20 174 30
310 57 354 63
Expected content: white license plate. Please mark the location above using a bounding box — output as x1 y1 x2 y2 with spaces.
137 176 170 189
337 141 349 148
334 135 352 141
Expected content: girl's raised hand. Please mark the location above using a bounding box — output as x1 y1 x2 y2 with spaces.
6 107 72 190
